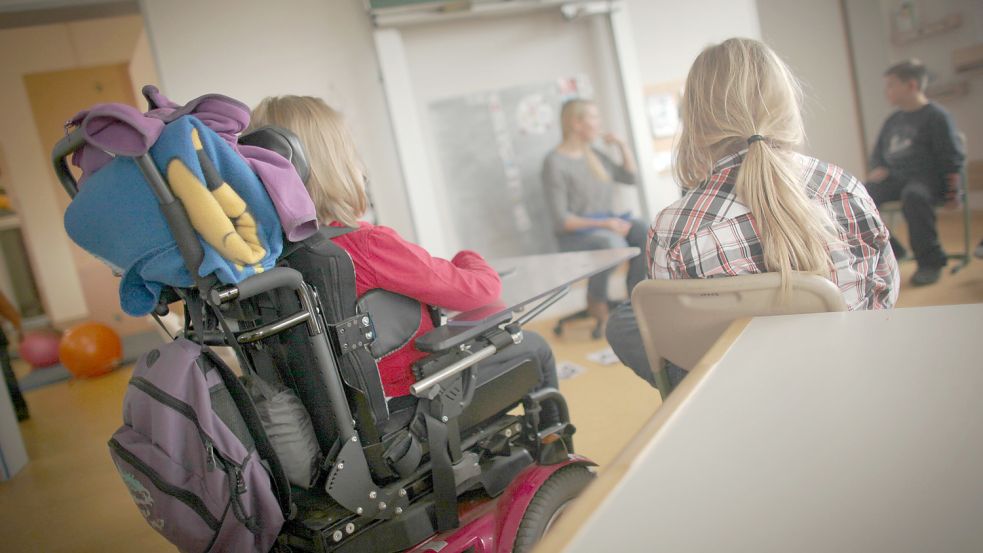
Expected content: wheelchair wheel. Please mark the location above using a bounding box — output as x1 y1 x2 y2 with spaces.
512 464 593 553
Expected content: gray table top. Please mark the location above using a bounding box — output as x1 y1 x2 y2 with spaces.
447 247 639 325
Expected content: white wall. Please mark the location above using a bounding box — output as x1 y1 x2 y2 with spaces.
757 0 867 178
0 14 143 325
127 28 159 110
628 0 762 84
843 0 894 155
625 0 761 210
139 0 415 240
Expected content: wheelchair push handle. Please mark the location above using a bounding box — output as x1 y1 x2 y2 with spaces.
210 267 324 342
210 267 307 304
51 128 87 198
52 127 208 290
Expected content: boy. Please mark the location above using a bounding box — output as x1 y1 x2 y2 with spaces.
866 59 965 286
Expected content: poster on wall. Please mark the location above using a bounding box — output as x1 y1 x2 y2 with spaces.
428 76 592 258
644 80 684 177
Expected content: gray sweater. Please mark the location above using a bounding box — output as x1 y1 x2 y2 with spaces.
541 148 637 233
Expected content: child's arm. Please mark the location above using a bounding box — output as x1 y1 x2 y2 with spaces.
365 227 502 312
930 110 965 177
0 290 22 341
867 125 889 182
930 111 966 206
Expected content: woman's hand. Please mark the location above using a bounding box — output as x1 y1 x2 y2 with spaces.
602 132 625 147
604 218 632 237
602 133 637 177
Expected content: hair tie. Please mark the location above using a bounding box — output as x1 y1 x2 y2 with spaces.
747 134 766 145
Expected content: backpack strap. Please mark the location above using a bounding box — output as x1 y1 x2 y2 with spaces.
203 347 293 519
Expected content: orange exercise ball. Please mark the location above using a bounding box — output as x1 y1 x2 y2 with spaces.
58 322 122 378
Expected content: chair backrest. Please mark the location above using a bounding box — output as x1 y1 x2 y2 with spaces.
632 273 847 372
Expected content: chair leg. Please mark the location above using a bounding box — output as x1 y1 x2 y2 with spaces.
553 309 592 336
652 360 672 402
951 192 973 274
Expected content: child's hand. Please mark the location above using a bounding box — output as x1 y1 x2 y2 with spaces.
944 173 962 209
867 167 889 183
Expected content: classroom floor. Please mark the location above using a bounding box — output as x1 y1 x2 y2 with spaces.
1 209 980 552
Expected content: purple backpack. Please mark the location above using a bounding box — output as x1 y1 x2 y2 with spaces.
109 338 288 552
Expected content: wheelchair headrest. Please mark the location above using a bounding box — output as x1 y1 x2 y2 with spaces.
239 126 311 185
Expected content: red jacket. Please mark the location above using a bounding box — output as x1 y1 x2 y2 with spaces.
330 222 501 397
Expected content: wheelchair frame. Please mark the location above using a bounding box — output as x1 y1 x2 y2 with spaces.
53 126 589 553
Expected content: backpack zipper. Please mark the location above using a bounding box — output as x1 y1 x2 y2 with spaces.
130 377 258 533
109 437 221 531
130 377 243 470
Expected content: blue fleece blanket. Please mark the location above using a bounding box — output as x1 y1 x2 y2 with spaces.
65 115 283 316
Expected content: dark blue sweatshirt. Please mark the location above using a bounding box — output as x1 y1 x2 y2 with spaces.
870 102 965 189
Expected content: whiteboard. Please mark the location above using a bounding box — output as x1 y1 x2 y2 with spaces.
428 77 589 258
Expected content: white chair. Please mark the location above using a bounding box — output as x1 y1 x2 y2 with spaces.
631 273 847 397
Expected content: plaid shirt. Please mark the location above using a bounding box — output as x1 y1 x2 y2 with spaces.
647 151 899 310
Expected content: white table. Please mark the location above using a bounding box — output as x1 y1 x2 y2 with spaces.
537 304 983 553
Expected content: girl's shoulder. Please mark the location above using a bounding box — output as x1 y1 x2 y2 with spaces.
794 154 865 198
339 221 417 253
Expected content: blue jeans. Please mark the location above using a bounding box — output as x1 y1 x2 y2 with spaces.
606 301 688 392
556 218 648 302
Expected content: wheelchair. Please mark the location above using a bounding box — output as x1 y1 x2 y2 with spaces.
53 122 593 553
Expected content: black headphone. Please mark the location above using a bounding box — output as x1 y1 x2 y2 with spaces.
238 126 311 184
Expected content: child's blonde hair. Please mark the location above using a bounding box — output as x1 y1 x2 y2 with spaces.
674 38 834 290
249 96 367 228
559 98 610 182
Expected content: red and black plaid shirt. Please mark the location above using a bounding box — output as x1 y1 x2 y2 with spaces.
647 151 899 310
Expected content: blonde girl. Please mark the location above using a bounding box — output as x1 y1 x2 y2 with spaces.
250 96 560 415
608 38 898 391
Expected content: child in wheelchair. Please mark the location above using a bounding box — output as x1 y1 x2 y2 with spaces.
55 86 586 553
248 95 561 424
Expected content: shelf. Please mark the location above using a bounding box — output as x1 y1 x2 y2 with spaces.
953 43 983 74
926 79 969 100
892 13 962 45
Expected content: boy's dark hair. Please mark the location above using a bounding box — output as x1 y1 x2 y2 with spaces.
884 59 928 90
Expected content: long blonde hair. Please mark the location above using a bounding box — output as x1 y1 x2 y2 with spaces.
249 96 368 228
674 38 834 289
559 99 610 182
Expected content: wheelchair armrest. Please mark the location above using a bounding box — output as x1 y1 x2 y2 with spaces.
414 311 512 353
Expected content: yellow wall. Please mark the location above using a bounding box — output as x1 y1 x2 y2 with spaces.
0 14 146 327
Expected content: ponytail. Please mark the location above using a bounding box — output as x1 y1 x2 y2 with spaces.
737 139 834 293
675 38 839 294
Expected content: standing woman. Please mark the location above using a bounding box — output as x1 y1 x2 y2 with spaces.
541 99 647 334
